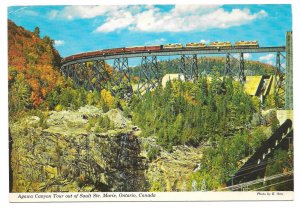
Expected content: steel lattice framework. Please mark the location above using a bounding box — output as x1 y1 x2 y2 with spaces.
60 41 292 108
285 32 293 109
137 56 161 95
274 52 286 107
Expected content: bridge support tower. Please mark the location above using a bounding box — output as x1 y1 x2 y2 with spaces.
274 52 286 107
285 31 293 110
112 58 133 98
239 53 246 85
90 60 110 90
223 53 246 85
178 54 198 81
138 56 161 95
224 53 233 79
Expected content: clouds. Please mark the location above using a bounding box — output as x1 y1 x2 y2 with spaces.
244 53 252 59
144 38 167 45
200 39 210 44
49 5 267 33
95 11 135 32
54 40 65 46
103 6 267 32
49 5 127 20
9 7 39 16
259 53 275 65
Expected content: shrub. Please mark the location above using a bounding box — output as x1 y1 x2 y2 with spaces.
85 123 91 132
147 146 160 161
54 104 63 111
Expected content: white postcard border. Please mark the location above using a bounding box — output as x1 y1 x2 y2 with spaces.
10 191 294 202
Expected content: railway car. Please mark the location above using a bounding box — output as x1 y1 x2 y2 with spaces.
73 53 83 60
186 42 206 48
209 41 231 48
124 46 146 52
145 45 162 51
101 49 111 55
88 50 103 57
234 40 259 48
61 56 71 63
112 47 126 54
102 47 125 55
163 43 183 49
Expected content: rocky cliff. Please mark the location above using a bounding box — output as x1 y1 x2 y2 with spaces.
140 138 203 192
10 105 206 192
10 106 146 192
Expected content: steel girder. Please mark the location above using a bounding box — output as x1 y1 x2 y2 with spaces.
94 60 111 90
178 54 198 81
60 65 68 77
111 58 133 98
178 55 187 81
113 58 130 83
191 54 199 81
223 53 233 79
223 53 245 84
61 60 110 91
138 56 161 95
274 52 286 108
285 31 293 110
239 53 246 85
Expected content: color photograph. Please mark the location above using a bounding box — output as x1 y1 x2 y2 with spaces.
7 4 293 201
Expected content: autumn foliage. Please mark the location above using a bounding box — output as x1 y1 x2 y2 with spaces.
8 19 62 107
8 19 121 119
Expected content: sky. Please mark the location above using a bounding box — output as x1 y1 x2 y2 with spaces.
7 4 292 66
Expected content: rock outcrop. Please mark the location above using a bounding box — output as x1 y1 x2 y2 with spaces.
10 105 206 192
140 138 204 192
10 106 146 192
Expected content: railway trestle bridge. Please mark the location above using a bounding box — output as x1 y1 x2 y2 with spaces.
60 32 292 109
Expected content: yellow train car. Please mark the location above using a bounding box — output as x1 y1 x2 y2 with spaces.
234 41 259 48
163 43 183 49
209 41 231 48
186 42 206 48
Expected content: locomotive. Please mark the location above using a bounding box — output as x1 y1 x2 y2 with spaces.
234 41 259 48
209 41 232 48
186 42 206 48
163 43 183 49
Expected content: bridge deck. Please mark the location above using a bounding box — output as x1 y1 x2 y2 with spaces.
61 46 286 67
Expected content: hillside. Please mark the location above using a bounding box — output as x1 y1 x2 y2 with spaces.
8 19 63 108
130 56 276 79
8 20 123 118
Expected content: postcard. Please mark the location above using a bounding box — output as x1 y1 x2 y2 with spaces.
8 4 293 202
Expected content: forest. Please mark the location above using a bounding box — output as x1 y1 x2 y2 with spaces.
130 56 276 79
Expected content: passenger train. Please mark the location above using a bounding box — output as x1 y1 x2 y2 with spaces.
62 40 259 63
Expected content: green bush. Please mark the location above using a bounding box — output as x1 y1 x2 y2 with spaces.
36 111 49 129
85 123 91 132
94 126 103 133
147 146 160 161
54 104 63 111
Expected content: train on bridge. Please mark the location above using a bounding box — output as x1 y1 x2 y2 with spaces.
62 40 259 63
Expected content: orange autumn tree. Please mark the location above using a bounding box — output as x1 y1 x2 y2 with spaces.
8 20 62 108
